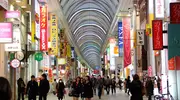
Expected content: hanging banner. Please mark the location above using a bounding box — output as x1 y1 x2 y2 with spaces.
123 17 131 68
152 20 163 50
155 0 165 18
40 5 48 51
118 22 123 56
170 3 180 24
114 46 119 55
168 24 180 59
148 66 152 77
137 30 145 45
50 14 58 55
5 11 20 18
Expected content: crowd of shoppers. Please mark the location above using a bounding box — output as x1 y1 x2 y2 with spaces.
0 73 162 100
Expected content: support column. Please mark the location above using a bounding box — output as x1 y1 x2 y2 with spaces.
0 44 5 77
148 0 156 76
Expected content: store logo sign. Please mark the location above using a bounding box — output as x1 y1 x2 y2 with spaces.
0 23 13 43
155 0 164 18
5 11 20 18
40 5 48 51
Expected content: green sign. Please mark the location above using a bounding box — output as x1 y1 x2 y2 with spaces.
10 53 15 61
168 24 180 59
35 53 43 61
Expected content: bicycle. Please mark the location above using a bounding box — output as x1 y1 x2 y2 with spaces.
154 85 174 100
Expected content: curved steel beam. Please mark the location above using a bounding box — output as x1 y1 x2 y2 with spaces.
73 23 106 35
80 45 100 52
79 41 101 48
68 9 111 23
76 33 103 43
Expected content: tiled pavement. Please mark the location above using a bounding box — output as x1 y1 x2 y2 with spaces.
25 89 148 100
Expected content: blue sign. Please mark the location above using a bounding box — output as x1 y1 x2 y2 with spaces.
118 22 123 56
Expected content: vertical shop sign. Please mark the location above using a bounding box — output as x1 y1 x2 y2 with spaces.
123 17 131 68
155 0 164 18
40 5 48 51
50 14 58 55
67 44 71 58
170 3 180 24
114 46 119 55
152 20 163 50
148 66 152 77
31 21 35 43
118 22 123 56
137 30 145 45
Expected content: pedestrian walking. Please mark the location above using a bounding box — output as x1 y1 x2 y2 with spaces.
84 76 93 100
80 78 85 100
105 76 111 95
126 76 131 95
91 75 97 95
0 77 12 100
111 78 116 94
97 75 103 99
146 77 154 100
72 77 81 100
39 74 50 100
56 79 65 100
129 74 143 100
17 78 25 100
118 78 123 91
52 79 57 95
26 75 38 100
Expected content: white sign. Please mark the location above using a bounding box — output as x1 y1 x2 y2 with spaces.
11 59 20 68
137 30 144 45
155 0 164 18
0 0 8 10
5 29 21 51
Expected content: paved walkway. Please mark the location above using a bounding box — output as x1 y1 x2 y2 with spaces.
26 89 148 100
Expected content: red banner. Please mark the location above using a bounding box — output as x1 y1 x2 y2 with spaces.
123 17 131 68
152 20 163 50
170 3 180 24
40 5 48 51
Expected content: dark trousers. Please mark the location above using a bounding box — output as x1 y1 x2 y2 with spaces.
28 95 36 100
106 85 110 95
18 92 24 100
111 87 116 94
39 94 47 100
98 87 102 99
93 87 96 95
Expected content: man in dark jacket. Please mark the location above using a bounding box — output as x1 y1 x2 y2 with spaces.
146 77 154 100
130 74 143 100
39 74 50 100
97 75 103 99
26 75 38 100
91 75 97 95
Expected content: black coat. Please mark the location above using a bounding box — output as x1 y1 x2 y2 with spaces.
84 81 93 98
72 82 81 97
17 79 25 93
27 80 38 97
130 80 143 100
57 82 65 98
39 79 50 95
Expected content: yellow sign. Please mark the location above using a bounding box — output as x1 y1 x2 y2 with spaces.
31 21 35 43
50 14 58 55
67 44 71 58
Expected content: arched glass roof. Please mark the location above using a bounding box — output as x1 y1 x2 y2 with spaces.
60 0 120 68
